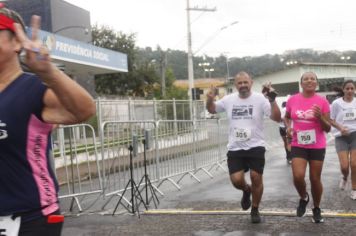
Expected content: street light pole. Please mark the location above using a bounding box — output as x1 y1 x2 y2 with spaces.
204 68 214 78
225 54 230 83
193 21 238 55
53 25 91 43
186 0 194 101
340 56 351 63
198 62 210 78
186 0 216 119
161 51 167 97
186 0 216 99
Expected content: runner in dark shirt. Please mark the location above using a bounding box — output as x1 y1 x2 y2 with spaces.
0 5 95 236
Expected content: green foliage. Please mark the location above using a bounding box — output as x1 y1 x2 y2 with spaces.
136 47 356 81
85 114 98 133
164 67 175 88
92 25 159 96
151 67 188 100
165 86 188 100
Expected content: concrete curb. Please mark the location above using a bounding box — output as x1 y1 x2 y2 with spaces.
144 209 356 218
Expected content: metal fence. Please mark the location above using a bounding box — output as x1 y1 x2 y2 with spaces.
155 119 228 190
53 124 102 212
96 98 206 123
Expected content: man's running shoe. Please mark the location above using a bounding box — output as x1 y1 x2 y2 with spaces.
241 187 251 210
296 192 309 217
339 177 347 190
350 190 356 200
250 207 261 223
312 207 324 223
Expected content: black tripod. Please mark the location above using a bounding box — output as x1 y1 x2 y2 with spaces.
137 139 160 208
112 145 147 217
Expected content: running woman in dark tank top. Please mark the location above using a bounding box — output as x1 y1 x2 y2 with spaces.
0 5 95 236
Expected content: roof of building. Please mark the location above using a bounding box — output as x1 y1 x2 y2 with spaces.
299 62 356 66
174 78 226 89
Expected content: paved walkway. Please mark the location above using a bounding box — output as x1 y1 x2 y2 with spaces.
62 141 356 235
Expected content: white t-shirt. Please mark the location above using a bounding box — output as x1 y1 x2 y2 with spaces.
330 97 356 137
215 92 271 151
279 107 286 128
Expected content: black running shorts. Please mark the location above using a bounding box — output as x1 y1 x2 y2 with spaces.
290 146 325 161
18 210 63 236
227 146 266 175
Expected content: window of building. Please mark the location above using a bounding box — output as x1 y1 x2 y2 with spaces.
272 82 299 96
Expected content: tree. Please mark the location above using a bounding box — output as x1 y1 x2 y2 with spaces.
153 68 188 100
92 25 159 96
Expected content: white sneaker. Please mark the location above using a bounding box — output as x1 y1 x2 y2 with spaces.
350 190 356 200
339 178 347 190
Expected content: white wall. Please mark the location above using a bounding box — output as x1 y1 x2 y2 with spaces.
222 64 356 107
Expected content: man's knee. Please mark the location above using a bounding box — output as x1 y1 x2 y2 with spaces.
230 172 246 189
231 181 244 189
250 171 263 186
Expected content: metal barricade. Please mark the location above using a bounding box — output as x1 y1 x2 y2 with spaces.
54 112 231 214
193 119 229 176
155 120 197 189
53 124 102 213
155 119 228 190
96 99 205 123
99 120 160 211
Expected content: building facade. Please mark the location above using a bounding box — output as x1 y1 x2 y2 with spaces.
226 62 356 106
6 0 99 95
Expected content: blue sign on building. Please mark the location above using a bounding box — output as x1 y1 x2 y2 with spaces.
29 29 128 73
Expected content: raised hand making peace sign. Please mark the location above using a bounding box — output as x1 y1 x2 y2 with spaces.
14 15 53 77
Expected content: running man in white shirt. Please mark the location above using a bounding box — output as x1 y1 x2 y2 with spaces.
206 71 281 223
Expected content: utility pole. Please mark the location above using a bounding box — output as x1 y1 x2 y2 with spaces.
224 53 230 95
160 50 167 97
186 0 216 101
223 52 230 83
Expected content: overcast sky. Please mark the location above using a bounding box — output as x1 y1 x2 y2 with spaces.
66 0 356 57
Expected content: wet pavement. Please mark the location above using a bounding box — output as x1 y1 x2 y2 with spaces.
62 141 356 235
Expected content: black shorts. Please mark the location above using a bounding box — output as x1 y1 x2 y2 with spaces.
279 127 287 137
19 210 63 236
227 146 266 175
290 146 325 161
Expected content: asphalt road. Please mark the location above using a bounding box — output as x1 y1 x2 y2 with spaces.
61 139 356 236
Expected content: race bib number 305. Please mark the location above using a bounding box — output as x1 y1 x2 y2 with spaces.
234 128 251 142
297 129 316 145
0 215 21 236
